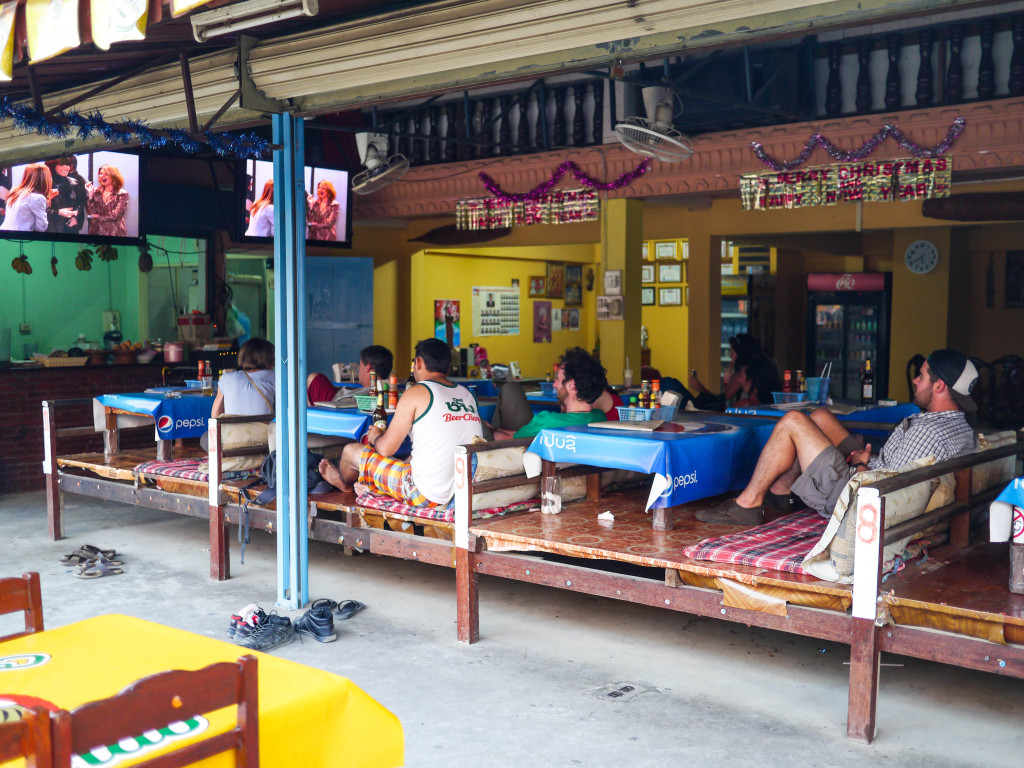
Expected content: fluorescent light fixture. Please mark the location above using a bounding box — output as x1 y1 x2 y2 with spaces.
192 0 318 42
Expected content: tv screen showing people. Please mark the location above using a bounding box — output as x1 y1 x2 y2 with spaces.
240 159 351 247
0 151 141 241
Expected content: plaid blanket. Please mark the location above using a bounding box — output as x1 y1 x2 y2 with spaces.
354 485 537 523
134 459 258 483
684 510 827 574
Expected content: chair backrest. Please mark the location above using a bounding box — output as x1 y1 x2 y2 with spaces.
0 706 55 768
906 354 925 402
0 572 44 642
53 655 258 768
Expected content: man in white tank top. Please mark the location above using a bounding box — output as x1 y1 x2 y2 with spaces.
319 338 483 507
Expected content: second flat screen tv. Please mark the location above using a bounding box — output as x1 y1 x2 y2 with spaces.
240 159 351 247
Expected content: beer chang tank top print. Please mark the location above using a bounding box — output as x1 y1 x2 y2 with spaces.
409 380 483 504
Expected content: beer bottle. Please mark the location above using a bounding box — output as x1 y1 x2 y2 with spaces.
407 359 416 387
861 359 874 405
388 376 398 408
372 391 388 431
796 370 805 393
369 370 377 399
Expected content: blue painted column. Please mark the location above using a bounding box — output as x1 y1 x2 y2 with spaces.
272 113 309 609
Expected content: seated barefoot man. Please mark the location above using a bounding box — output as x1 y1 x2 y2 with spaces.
306 344 393 407
698 349 979 525
319 338 483 507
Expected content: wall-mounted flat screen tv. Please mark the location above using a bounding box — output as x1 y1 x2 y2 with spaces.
0 150 143 243
239 159 351 248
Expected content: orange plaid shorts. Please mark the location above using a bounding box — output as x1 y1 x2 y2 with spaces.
357 445 438 508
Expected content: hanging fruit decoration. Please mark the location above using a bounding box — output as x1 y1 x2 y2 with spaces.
96 244 118 262
51 256 58 276
75 247 93 270
11 255 31 274
138 242 153 273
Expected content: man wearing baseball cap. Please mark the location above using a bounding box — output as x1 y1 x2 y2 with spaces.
699 349 978 525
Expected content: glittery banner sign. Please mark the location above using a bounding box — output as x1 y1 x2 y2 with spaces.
456 188 600 230
740 157 951 211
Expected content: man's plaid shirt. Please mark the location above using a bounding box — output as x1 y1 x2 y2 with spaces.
868 410 976 471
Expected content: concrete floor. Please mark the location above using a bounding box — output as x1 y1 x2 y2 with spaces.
4 489 1023 767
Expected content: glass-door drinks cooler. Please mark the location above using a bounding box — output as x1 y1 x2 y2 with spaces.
806 273 892 401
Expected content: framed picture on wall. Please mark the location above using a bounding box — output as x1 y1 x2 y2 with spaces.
659 287 682 306
1006 251 1024 308
658 263 682 283
603 269 622 295
596 295 624 320
655 241 678 260
529 275 546 298
564 264 583 306
641 287 655 306
642 242 650 260
546 263 565 299
641 264 655 283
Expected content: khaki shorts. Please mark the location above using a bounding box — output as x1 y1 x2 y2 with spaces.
791 445 854 518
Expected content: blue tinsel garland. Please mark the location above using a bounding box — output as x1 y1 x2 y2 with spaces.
0 97 270 159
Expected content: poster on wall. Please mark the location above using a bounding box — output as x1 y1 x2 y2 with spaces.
473 286 520 336
534 301 552 343
563 308 579 331
552 308 562 332
434 300 460 347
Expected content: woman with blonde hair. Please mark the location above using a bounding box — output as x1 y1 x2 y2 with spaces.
306 179 339 241
0 164 52 232
85 164 129 237
245 179 274 237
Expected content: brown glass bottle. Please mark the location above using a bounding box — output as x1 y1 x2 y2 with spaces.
372 392 388 431
861 359 874 405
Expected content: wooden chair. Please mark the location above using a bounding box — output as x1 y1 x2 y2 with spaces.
906 353 925 402
0 572 44 642
53 655 258 768
0 706 54 768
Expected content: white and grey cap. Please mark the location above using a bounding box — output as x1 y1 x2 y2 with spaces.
926 349 978 412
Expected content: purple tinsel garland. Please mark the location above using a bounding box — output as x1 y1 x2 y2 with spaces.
751 117 965 172
0 97 271 159
479 158 651 203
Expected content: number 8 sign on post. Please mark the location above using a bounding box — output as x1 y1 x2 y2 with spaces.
852 487 883 620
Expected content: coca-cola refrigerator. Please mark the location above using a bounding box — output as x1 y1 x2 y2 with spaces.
806 272 892 401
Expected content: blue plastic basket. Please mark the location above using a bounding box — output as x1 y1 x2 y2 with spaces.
771 392 808 404
615 404 676 421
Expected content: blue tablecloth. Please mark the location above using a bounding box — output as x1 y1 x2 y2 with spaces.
524 414 775 510
98 392 215 440
726 401 920 438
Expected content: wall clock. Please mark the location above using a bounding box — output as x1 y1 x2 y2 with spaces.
904 240 939 274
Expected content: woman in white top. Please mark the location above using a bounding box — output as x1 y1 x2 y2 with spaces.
0 164 51 232
244 179 274 237
211 338 276 417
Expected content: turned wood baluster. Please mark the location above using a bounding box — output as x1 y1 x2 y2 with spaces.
915 28 935 107
390 116 404 159
427 107 440 163
945 25 964 104
553 86 567 146
1011 16 1024 96
572 83 585 146
978 19 996 100
412 110 425 165
825 42 843 116
498 95 512 155
884 34 902 110
535 90 547 150
444 102 458 162
591 80 604 144
855 38 873 113
474 100 486 158
516 94 529 153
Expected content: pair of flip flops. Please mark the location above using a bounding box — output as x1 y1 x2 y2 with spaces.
60 545 125 578
310 598 365 620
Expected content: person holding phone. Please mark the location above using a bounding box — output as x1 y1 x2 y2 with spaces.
85 164 129 237
307 180 339 241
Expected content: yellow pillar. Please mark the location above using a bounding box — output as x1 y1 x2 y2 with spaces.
601 198 643 385
686 232 722 387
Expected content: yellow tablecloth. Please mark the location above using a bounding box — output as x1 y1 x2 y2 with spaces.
0 614 403 768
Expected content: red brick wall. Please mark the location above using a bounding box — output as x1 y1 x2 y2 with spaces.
0 364 165 493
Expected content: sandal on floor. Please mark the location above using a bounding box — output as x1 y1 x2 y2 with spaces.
74 559 124 579
696 498 765 525
79 544 119 559
310 598 338 613
60 549 123 567
335 600 365 620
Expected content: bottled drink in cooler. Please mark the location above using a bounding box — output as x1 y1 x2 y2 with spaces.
861 359 874 405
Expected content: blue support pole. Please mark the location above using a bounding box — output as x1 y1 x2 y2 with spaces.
272 113 309 609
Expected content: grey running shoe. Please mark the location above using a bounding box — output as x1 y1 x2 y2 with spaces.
238 613 295 652
228 605 266 641
294 605 337 643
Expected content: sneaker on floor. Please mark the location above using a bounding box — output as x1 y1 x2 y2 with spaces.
228 604 266 641
696 498 765 525
238 614 295 652
294 605 337 643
